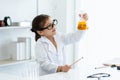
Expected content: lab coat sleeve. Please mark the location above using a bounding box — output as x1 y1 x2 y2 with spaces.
61 30 86 45
35 42 58 73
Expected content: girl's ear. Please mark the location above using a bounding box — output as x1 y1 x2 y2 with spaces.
37 31 44 36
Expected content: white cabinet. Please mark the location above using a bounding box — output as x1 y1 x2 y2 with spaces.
0 59 34 67
0 60 39 79
0 0 37 66
0 26 35 66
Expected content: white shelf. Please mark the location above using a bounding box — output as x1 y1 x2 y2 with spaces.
0 26 31 30
0 25 34 67
0 59 35 67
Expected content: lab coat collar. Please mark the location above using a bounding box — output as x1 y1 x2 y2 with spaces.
40 36 50 43
40 36 57 53
40 35 56 43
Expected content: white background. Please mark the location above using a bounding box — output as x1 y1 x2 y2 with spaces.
75 0 120 65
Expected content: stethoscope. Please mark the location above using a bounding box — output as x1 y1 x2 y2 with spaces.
87 73 110 80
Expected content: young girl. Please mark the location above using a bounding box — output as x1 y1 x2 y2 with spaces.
31 13 88 76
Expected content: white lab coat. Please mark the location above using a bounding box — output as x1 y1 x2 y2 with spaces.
35 30 86 76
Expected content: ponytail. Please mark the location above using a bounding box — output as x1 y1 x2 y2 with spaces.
31 28 41 41
35 32 41 41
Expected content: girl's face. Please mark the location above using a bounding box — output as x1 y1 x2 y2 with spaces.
38 17 57 38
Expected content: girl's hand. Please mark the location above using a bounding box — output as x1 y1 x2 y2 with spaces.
79 13 88 21
57 65 71 72
61 65 71 72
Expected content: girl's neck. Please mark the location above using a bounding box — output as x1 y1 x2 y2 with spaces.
46 36 54 42
46 36 57 50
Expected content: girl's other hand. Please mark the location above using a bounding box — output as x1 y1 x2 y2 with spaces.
61 65 71 72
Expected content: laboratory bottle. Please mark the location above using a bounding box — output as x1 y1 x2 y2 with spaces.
77 14 88 30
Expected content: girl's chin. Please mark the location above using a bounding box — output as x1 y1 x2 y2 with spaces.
53 32 56 35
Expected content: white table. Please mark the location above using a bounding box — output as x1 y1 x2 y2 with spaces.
39 65 120 80
0 65 120 80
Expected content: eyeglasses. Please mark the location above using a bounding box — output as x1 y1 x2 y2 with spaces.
39 19 58 31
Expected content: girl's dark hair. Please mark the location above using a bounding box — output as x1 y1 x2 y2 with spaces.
31 14 50 41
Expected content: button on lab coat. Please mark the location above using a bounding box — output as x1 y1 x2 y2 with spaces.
35 30 86 76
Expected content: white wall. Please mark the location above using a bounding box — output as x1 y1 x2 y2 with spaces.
66 0 76 64
38 0 54 16
0 0 37 22
75 0 120 66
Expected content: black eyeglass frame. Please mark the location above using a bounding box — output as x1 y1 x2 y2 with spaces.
39 19 58 31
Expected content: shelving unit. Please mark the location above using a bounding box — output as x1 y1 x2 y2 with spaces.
0 26 31 30
0 26 35 67
0 59 35 67
0 1 37 76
